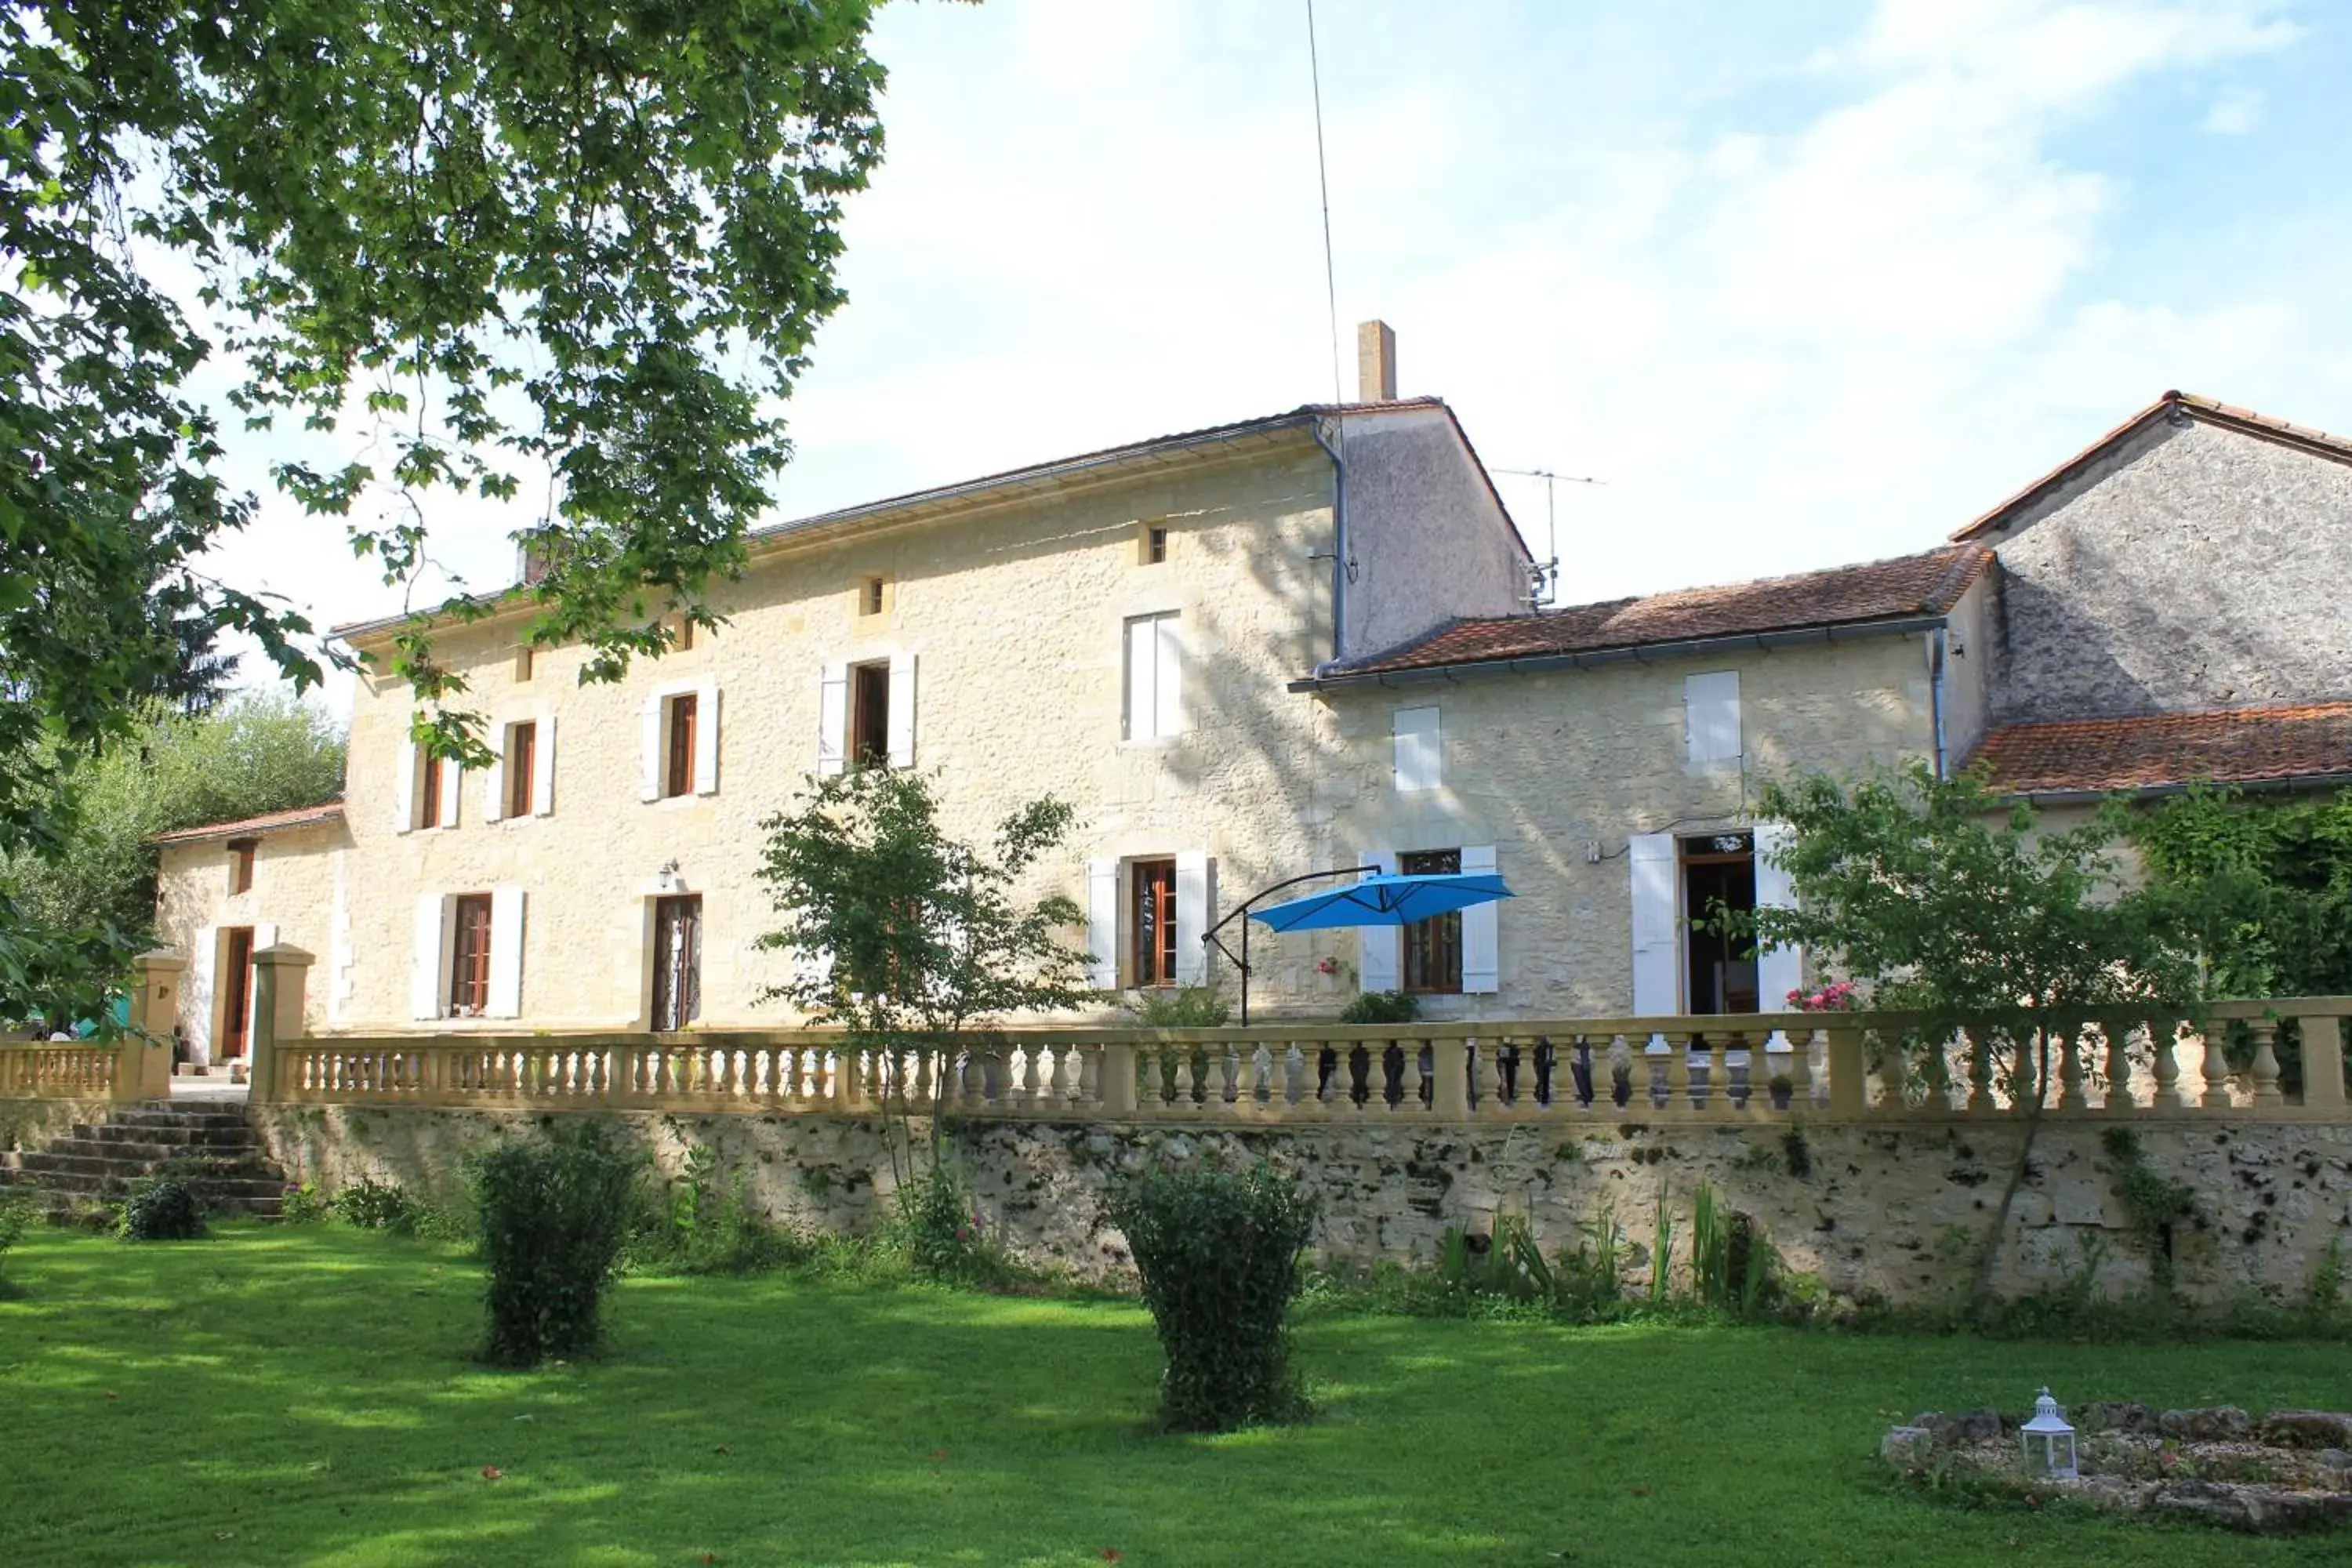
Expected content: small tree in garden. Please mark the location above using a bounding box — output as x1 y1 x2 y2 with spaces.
754 770 1092 1257
1713 764 2209 1316
1111 1162 1318 1433
475 1123 642 1367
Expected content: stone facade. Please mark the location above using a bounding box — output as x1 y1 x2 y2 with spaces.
246 1105 2352 1308
1976 417 2352 723
154 817 350 1058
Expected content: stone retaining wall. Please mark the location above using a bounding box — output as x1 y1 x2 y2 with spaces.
245 1105 2352 1306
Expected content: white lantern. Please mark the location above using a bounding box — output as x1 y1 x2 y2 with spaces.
2020 1387 2078 1479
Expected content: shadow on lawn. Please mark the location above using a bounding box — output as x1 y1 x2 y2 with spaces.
5 1228 2351 1568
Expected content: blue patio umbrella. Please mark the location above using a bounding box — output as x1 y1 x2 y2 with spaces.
1247 871 1515 932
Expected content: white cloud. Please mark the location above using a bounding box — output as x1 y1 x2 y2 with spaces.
194 0 2343 712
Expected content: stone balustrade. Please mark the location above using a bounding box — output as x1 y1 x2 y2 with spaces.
0 950 182 1103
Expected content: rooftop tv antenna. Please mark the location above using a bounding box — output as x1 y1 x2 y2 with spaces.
1493 467 1604 606
1305 0 1343 404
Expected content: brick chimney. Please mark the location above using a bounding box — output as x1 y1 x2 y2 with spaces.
1357 319 1396 402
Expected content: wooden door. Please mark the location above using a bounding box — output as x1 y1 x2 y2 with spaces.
220 927 256 1059
652 895 702 1031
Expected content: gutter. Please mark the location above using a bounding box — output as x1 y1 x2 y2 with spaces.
1308 416 1350 667
1926 628 1949 779
1287 612 1950 693
1998 771 2352 808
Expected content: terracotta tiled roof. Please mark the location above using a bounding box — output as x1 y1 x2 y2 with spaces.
1951 391 2352 542
1968 705 2352 796
1321 544 1992 681
151 801 346 846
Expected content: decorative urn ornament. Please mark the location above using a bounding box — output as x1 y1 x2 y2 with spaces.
2020 1387 2078 1479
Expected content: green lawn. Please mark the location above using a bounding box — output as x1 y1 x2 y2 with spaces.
2 1227 2347 1567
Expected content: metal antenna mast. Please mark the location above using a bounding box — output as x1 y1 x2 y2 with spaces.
1493 467 1604 605
1306 0 1342 404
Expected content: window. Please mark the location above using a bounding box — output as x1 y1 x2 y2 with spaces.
652 895 702 1031
850 660 891 767
1681 832 1759 1014
665 694 699 797
859 575 888 617
506 722 538 819
1123 612 1182 740
673 615 695 652
448 895 495 1017
419 749 445 828
1400 848 1463 994
1140 523 1168 565
1684 670 1742 768
1130 858 1178 986
514 644 535 682
227 840 256 895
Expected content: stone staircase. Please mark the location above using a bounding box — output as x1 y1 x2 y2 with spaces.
0 1104 288 1218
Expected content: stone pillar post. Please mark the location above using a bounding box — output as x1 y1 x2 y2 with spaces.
1824 1026 1867 1116
1432 1035 1472 1120
249 945 315 1106
1098 1040 1138 1116
2296 1014 2347 1110
123 949 186 1102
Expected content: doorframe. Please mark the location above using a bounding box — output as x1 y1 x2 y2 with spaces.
215 925 258 1060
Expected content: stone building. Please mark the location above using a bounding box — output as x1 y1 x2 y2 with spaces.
152 362 2352 1056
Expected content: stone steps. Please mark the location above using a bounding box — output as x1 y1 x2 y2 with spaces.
0 1103 286 1218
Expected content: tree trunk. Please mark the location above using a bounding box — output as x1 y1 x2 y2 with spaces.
1965 1024 2050 1319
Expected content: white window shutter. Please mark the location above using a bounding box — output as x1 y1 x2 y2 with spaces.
394 732 416 834
436 757 461 828
1357 850 1400 992
693 681 720 796
1685 670 1741 767
532 709 557 816
817 662 849 775
1123 621 1152 741
1174 851 1214 986
254 922 278 954
189 929 217 1058
886 652 917 769
638 697 662 801
410 893 447 1020
1460 845 1499 993
1392 706 1440 793
1753 820 1803 1011
1154 615 1184 736
1630 833 1679 1014
487 886 525 1018
481 728 506 824
1085 858 1120 989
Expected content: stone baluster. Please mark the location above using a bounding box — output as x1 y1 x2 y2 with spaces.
1689 1035 1718 1112
1234 1044 1261 1112
1078 1044 1102 1110
1661 1033 1691 1110
1011 1045 1037 1109
1432 1036 1471 1120
1172 1049 1197 1113
1878 1029 1911 1110
1401 1040 1426 1116
1044 1043 1071 1108
1965 1027 1994 1113
2102 1023 2133 1113
1785 1030 1814 1109
2248 1020 2284 1108
2148 1019 2184 1110
2056 1028 2085 1112
2297 1014 2347 1110
2198 1025 2233 1109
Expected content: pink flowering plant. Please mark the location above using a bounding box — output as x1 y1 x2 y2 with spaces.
1786 979 1860 1012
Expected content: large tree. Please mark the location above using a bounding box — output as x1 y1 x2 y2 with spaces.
2 0 891 860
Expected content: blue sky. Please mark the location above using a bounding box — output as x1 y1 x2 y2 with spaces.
201 0 2352 706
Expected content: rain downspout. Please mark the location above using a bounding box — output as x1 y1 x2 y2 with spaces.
1311 416 1349 667
1926 627 1949 779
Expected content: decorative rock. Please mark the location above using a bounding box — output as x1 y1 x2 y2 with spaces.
1880 1426 1936 1468
1926 1408 2004 1443
2161 1406 2253 1441
2078 1400 2157 1434
2259 1411 2352 1450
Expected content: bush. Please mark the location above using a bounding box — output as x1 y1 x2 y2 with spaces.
1338 990 1418 1025
278 1181 327 1224
0 1192 32 1287
332 1176 418 1232
1124 986 1231 1028
1110 1161 1317 1432
119 1177 206 1241
896 1163 1003 1283
474 1123 643 1367
630 1144 803 1277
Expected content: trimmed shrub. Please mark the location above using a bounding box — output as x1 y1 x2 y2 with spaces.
1125 986 1231 1028
120 1177 206 1242
475 1123 642 1367
1111 1160 1317 1432
1338 989 1418 1025
332 1176 418 1232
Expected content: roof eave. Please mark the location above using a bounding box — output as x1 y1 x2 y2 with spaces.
1289 612 1949 693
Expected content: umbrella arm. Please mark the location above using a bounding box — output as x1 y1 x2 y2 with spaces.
1201 865 1376 1027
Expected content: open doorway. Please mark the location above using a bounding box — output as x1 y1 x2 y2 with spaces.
217 926 256 1059
1680 833 1757 1014
652 895 703 1031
